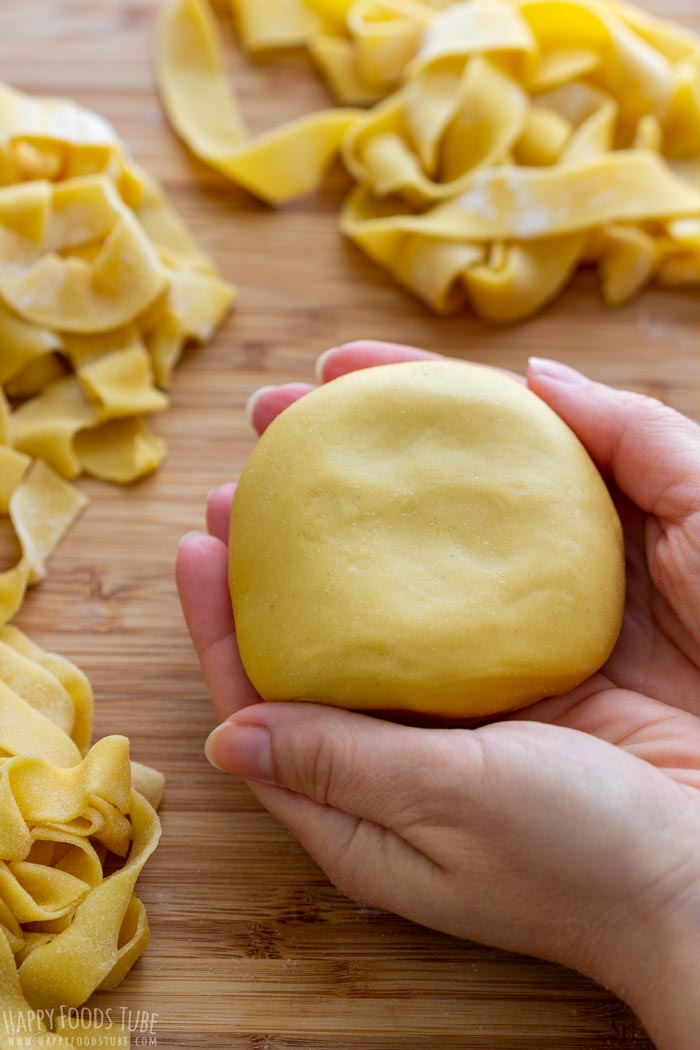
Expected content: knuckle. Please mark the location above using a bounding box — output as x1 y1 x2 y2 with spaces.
309 735 335 805
324 824 377 907
293 730 341 806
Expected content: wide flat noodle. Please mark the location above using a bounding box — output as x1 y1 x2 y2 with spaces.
0 630 162 1047
0 626 93 753
157 0 359 204
1 932 75 1049
0 460 87 626
157 0 700 319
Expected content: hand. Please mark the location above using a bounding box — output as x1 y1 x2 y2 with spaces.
177 342 700 1049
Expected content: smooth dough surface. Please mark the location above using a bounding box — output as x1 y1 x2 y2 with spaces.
230 361 625 718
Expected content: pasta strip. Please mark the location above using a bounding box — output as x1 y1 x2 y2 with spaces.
0 460 87 626
0 627 93 753
157 0 359 205
0 178 166 334
0 642 76 739
344 152 700 242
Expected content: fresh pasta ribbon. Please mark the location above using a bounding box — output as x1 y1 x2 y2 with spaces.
0 460 87 627
0 626 94 760
157 0 700 319
0 629 163 1046
1 932 75 1049
157 0 360 205
0 626 94 755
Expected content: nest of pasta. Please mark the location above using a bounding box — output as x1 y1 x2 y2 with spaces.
0 626 163 1047
158 0 700 320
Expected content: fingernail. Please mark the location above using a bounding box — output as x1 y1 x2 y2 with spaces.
245 385 276 426
315 347 340 382
528 358 589 385
205 721 274 782
178 530 204 548
207 482 234 502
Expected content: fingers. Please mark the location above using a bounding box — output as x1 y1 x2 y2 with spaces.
245 780 437 914
316 340 441 382
246 341 530 437
246 343 441 436
507 680 700 789
206 482 236 543
204 700 477 831
247 383 314 436
176 533 260 720
527 358 700 521
315 341 526 385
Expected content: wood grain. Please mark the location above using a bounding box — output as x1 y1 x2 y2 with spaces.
1 1 698 1046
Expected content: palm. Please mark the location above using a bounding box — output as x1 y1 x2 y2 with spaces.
516 491 700 790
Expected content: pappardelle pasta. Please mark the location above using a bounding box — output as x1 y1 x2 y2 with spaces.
157 0 700 319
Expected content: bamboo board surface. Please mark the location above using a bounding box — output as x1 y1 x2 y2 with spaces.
2 1 700 1046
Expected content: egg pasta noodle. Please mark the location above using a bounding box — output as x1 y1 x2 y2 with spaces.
158 0 700 319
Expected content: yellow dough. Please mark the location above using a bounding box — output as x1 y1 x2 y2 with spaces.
157 0 700 321
230 362 625 718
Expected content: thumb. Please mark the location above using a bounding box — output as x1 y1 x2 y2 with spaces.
204 701 473 822
527 358 700 522
205 702 466 909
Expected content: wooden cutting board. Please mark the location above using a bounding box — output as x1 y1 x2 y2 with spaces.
2 1 699 1046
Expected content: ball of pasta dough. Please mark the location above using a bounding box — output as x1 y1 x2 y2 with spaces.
229 361 625 719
